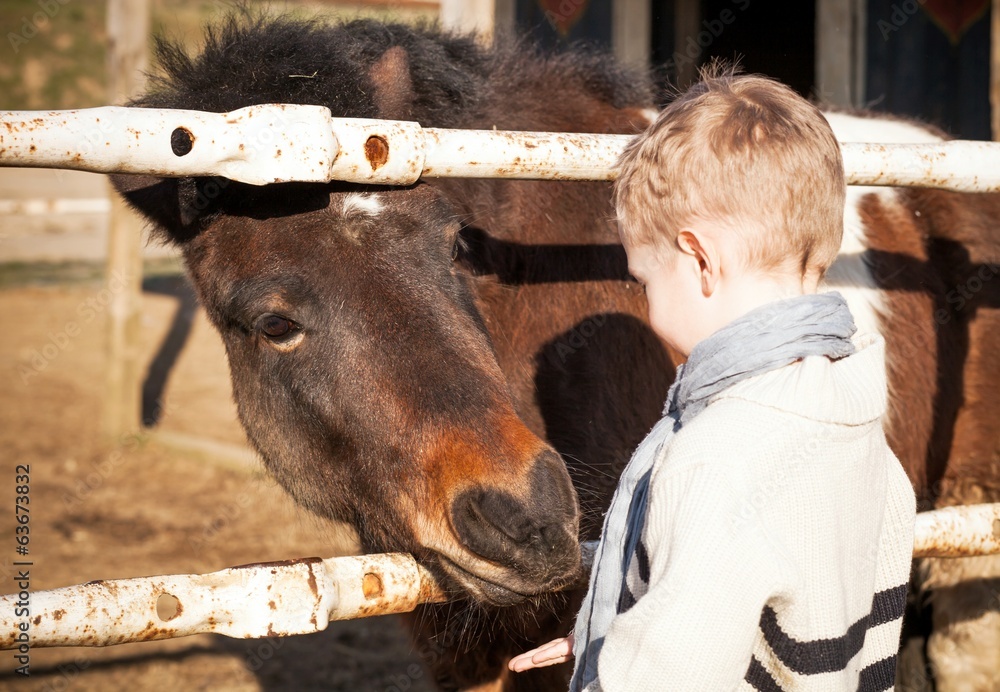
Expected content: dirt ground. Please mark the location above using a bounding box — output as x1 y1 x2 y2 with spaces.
0 273 436 691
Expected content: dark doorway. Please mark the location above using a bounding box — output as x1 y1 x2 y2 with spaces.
651 0 817 100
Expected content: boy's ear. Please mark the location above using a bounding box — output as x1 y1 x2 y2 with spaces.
677 229 719 297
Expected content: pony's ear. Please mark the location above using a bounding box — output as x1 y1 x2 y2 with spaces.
109 174 215 244
369 45 415 121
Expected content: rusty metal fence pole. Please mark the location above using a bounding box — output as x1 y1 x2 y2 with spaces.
2 504 999 650
2 106 1000 192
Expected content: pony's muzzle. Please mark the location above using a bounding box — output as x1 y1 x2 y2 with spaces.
451 449 580 589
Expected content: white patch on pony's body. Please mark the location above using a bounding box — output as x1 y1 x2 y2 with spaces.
821 186 890 338
822 111 945 145
343 193 384 217
819 112 943 340
638 108 659 126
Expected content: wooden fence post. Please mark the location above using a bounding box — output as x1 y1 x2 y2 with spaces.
992 0 999 141
439 0 496 42
103 0 151 441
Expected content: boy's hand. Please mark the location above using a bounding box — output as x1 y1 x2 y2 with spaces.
507 635 575 672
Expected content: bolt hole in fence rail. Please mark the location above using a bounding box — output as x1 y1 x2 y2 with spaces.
1 104 1000 649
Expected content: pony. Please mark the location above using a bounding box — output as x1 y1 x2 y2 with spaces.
112 13 1000 690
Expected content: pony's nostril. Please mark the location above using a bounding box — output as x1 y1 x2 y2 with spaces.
450 449 579 578
455 488 526 549
467 487 533 543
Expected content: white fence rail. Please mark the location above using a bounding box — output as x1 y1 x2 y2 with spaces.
2 504 999 650
1 105 999 191
1 554 445 649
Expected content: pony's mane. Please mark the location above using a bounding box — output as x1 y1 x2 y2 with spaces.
134 11 652 127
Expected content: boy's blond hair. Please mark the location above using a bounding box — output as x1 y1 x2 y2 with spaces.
614 67 845 277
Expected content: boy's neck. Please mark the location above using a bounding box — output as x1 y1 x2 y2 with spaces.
691 272 821 355
722 271 818 320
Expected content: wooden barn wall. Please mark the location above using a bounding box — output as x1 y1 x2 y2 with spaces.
865 0 991 140
504 0 991 141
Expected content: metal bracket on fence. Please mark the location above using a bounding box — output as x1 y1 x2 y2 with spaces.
0 105 339 186
1 505 998 650
2 105 999 191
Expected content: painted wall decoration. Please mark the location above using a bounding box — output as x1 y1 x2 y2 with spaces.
867 0 990 140
517 0 612 47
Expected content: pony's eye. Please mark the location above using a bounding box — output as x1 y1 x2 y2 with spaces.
257 314 296 339
450 231 467 262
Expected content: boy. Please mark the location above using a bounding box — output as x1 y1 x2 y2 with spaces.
508 68 916 691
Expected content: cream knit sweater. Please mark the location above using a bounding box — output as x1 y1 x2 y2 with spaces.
589 332 916 691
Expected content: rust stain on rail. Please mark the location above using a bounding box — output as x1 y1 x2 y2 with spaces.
362 572 384 599
231 556 322 571
365 135 389 170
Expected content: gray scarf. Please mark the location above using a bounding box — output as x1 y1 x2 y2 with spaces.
570 291 857 690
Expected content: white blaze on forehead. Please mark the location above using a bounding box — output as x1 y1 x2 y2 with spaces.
819 112 943 340
342 192 384 217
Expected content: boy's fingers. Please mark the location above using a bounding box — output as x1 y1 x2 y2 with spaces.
508 651 537 672
509 654 565 672
508 637 574 672
508 645 551 672
533 637 572 661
